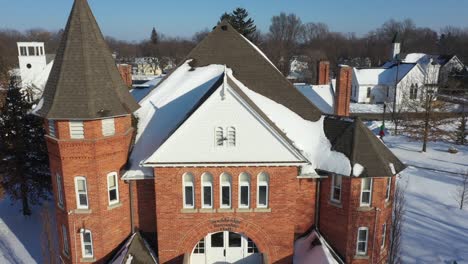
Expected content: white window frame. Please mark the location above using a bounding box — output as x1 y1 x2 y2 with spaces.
62 225 69 256
69 121 84 139
107 172 119 205
360 178 373 207
227 126 236 147
220 173 232 209
330 175 342 203
182 173 195 209
56 173 64 208
356 227 369 256
215 127 224 147
257 172 269 208
381 223 387 248
239 173 250 209
80 229 94 259
385 177 392 202
74 177 89 210
102 118 115 137
49 119 56 137
201 173 213 209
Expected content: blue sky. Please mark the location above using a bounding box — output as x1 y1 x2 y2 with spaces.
1 0 467 42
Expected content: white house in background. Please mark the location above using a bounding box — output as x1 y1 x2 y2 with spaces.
16 42 54 100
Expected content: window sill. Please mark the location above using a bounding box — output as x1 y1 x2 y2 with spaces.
81 258 96 263
357 206 374 212
353 255 369 260
74 209 92 214
107 202 122 210
180 208 198 213
329 200 342 208
254 208 271 213
217 208 234 213
236 208 253 213
199 208 216 213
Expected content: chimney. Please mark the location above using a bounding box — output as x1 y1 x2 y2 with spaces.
118 64 133 89
317 60 330 85
334 65 352 116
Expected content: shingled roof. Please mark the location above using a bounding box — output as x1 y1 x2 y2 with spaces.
187 21 322 122
323 116 406 177
35 0 139 120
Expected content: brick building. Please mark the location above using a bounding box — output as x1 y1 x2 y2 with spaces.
36 1 405 263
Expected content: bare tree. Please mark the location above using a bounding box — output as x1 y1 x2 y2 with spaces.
389 179 406 264
453 171 468 210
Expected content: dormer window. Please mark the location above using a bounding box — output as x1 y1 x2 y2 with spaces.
215 126 236 147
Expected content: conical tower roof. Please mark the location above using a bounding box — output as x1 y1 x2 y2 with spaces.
187 21 322 121
36 0 139 120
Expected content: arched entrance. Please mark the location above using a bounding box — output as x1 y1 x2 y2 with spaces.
191 231 263 263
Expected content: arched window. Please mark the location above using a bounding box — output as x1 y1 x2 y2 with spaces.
202 173 213 208
107 172 119 205
227 127 236 147
215 127 224 147
257 172 269 208
239 173 251 208
74 176 88 209
220 173 232 208
182 173 194 209
80 229 94 258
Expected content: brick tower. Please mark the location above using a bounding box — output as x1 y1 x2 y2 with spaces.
35 0 140 263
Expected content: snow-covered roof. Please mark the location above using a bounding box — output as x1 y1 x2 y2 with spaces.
353 63 416 86
294 231 341 264
295 83 335 114
130 76 163 102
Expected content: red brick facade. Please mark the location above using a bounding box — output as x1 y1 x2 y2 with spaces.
46 116 134 263
317 61 330 85
334 65 353 116
117 64 133 89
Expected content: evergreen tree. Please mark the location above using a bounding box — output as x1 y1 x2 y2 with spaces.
219 8 257 41
150 27 159 45
456 112 467 145
0 80 50 215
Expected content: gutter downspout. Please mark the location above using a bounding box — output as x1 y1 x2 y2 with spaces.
314 178 321 229
129 180 135 233
371 207 381 264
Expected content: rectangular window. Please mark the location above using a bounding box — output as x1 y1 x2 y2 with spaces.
102 118 115 136
221 186 231 208
62 225 69 256
240 186 249 208
367 87 371 98
20 47 27 56
81 230 93 258
40 46 44 56
356 227 369 255
381 223 387 248
360 178 373 207
56 173 64 208
184 185 194 208
258 185 268 208
203 186 212 208
69 121 84 139
107 172 119 205
331 175 342 203
385 177 392 202
75 177 89 209
48 120 56 137
28 46 35 56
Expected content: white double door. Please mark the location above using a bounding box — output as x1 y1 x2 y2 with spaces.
207 231 245 263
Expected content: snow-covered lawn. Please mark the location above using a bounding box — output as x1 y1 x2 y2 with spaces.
374 123 468 263
0 197 55 264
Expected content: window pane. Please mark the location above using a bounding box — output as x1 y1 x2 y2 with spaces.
333 188 341 201
185 186 193 206
109 190 117 201
229 232 242 247
77 180 85 191
79 194 88 206
358 242 366 253
203 186 212 206
108 175 116 188
361 192 370 204
211 233 224 247
259 186 267 206
240 186 249 206
84 245 93 255
222 186 230 206
84 232 91 242
358 230 367 241
362 178 371 190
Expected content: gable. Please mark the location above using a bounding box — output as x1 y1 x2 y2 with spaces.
143 78 307 166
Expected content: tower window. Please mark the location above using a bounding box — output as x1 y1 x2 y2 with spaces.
356 227 369 255
56 173 64 208
107 172 119 205
385 177 392 202
48 120 56 137
182 173 194 209
239 172 250 208
28 47 35 56
360 178 373 207
201 173 213 208
20 46 27 56
69 121 84 139
102 118 115 136
220 173 232 208
381 223 387 248
366 87 371 98
62 225 70 256
257 172 269 208
74 176 89 209
331 175 342 203
80 229 94 258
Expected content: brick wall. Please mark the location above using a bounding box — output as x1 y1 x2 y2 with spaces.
334 65 352 116
317 61 330 85
294 178 317 235
46 116 134 263
154 166 300 264
117 64 133 89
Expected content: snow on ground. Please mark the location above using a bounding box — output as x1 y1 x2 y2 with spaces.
368 121 468 263
0 197 56 263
